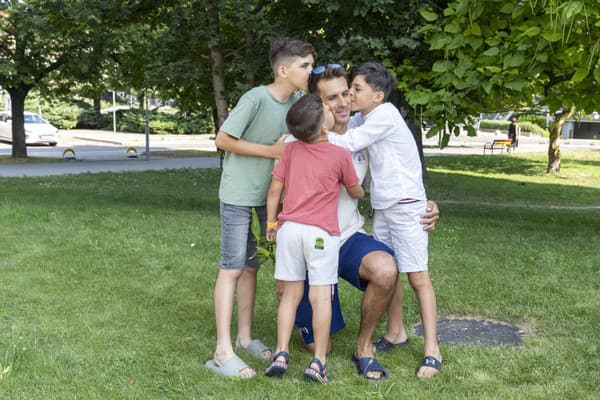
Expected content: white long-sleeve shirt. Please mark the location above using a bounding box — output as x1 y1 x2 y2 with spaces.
328 102 426 210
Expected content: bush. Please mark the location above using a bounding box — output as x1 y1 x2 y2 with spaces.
112 109 214 135
519 114 548 130
479 119 548 137
479 120 510 130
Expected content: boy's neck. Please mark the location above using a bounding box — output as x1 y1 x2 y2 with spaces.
359 101 383 117
266 81 296 103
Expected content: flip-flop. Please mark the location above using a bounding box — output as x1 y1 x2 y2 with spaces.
205 355 255 379
352 355 388 382
373 336 410 352
416 356 442 377
236 339 272 360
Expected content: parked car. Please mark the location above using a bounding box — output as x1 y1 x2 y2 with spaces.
0 111 59 146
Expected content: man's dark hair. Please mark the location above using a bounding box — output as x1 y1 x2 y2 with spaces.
286 94 324 143
308 66 347 94
351 62 397 101
269 37 316 70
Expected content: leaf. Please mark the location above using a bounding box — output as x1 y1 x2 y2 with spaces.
465 125 477 137
470 23 481 36
432 61 454 73
505 54 526 68
440 132 451 148
445 23 462 34
504 80 525 90
482 47 500 57
542 31 563 42
523 26 541 37
499 4 514 14
420 10 438 22
571 66 589 83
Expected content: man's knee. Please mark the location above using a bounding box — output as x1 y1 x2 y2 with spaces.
360 251 398 290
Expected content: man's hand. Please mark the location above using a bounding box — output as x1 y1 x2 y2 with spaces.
421 200 440 231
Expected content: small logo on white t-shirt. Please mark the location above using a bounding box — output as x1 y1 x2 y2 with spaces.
353 151 367 164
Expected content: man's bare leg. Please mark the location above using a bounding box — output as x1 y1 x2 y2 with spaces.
355 251 397 379
381 276 409 346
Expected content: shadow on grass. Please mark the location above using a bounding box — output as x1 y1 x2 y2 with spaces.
426 155 545 176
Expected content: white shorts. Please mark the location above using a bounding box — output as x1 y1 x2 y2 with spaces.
274 221 339 285
373 200 429 273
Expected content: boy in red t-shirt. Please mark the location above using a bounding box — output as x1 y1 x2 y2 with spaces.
264 94 364 383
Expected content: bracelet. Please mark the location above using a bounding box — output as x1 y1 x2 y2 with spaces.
266 221 277 228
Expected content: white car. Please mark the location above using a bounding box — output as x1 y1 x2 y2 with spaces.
0 111 59 146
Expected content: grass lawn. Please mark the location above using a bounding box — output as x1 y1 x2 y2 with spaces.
1 151 599 399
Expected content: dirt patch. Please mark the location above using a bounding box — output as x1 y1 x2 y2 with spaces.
413 317 525 347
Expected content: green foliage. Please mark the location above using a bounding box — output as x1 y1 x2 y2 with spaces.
478 119 548 136
113 109 214 135
479 120 511 131
420 0 600 145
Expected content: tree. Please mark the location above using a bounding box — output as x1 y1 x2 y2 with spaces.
417 0 600 172
0 0 159 157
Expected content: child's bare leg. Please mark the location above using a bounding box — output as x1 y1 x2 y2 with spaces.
235 267 271 359
408 271 442 378
214 268 255 378
309 284 332 367
275 281 305 355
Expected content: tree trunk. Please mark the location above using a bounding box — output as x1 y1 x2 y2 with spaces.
547 105 575 173
392 91 428 179
93 97 101 114
207 0 228 131
8 87 29 158
210 45 228 130
244 31 255 90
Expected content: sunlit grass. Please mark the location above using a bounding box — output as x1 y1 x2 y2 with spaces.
0 151 598 399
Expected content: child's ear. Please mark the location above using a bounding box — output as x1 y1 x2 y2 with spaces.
374 90 385 103
277 65 287 78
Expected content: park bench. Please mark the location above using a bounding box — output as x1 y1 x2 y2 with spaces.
483 139 513 155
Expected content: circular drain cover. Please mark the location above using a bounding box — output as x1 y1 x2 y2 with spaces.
413 318 524 347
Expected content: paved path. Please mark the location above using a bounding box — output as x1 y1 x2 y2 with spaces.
1 129 597 177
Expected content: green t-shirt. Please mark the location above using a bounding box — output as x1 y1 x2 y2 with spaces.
219 86 298 206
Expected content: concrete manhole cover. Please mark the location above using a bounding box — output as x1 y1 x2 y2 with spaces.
413 318 524 347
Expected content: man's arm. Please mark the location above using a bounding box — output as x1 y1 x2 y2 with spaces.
421 200 440 231
215 131 288 159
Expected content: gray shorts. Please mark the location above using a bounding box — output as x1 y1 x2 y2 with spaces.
219 202 266 270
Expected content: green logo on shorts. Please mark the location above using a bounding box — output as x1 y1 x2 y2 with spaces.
315 237 324 250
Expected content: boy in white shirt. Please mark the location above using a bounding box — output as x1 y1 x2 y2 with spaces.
327 62 442 378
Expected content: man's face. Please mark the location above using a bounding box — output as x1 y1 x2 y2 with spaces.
315 77 351 128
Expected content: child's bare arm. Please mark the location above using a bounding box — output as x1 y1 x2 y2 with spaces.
215 132 288 159
266 178 284 241
345 183 364 199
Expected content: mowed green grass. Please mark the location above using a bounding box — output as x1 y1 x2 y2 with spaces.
0 151 598 399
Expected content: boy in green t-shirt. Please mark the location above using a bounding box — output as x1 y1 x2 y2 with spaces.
205 37 315 379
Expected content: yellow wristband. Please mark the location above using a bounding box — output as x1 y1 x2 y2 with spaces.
267 221 277 228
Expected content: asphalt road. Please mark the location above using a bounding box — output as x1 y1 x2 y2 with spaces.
0 129 597 178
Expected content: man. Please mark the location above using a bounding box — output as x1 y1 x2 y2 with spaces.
286 65 439 380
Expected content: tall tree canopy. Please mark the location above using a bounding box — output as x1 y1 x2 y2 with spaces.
0 0 159 157
418 0 600 172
